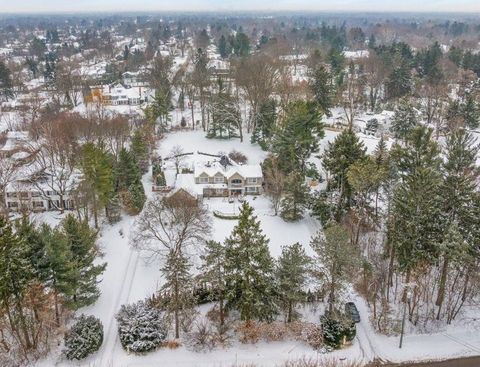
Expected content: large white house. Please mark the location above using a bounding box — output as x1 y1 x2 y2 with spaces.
166 155 263 199
90 83 151 106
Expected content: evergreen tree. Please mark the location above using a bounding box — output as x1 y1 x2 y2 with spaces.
116 148 141 190
251 99 276 150
233 32 250 57
81 143 114 228
61 215 106 309
311 224 360 312
207 79 240 140
322 128 367 214
161 249 195 339
388 126 443 283
272 100 324 174
224 202 277 322
64 315 103 360
462 94 480 130
386 62 412 100
218 34 229 59
131 129 149 173
276 243 311 322
391 98 418 141
39 224 75 325
200 240 227 326
280 171 310 222
0 217 34 350
308 64 334 116
0 60 14 101
435 130 480 318
116 148 146 213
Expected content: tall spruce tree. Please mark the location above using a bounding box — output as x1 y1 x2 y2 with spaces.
224 202 277 322
161 248 195 339
61 215 106 309
39 224 75 325
276 243 311 322
131 129 149 173
280 171 310 222
80 143 114 228
391 98 418 142
435 130 480 318
272 100 323 174
200 240 227 326
322 128 367 214
388 126 443 292
251 99 277 150
0 217 34 350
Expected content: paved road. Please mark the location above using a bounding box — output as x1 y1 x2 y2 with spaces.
368 356 480 367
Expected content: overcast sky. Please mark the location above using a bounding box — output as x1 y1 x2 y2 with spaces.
0 0 479 14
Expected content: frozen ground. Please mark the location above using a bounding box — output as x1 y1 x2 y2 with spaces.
33 129 480 367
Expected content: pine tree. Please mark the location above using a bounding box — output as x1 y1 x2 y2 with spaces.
116 148 146 213
435 130 480 318
200 240 227 326
388 126 444 285
276 243 311 322
218 34 228 59
280 171 310 222
272 100 324 174
391 98 418 141
0 60 14 101
251 99 276 150
39 224 75 325
0 217 34 350
161 249 195 339
322 128 367 213
224 202 277 322
61 215 106 309
131 129 149 173
117 148 140 190
311 224 360 313
207 80 240 140
81 143 114 228
308 64 334 116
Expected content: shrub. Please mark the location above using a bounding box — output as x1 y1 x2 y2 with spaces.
320 314 356 349
236 321 261 344
116 300 168 353
228 150 248 164
186 320 216 352
64 315 103 360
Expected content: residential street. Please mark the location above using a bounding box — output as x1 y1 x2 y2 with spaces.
371 356 480 367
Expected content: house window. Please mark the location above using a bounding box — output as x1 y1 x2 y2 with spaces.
31 191 41 197
32 201 44 208
19 192 29 199
231 179 242 184
6 192 17 198
246 187 258 193
214 176 224 183
199 176 209 184
247 178 258 184
7 202 18 208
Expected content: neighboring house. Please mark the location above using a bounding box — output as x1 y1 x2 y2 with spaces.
5 180 75 212
89 83 150 106
172 155 263 199
122 71 147 87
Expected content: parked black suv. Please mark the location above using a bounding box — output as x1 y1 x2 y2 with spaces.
345 302 361 323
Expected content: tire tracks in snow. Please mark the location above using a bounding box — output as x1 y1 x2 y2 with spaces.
441 333 480 354
97 240 141 367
